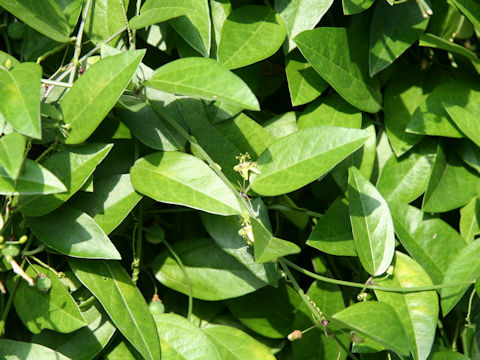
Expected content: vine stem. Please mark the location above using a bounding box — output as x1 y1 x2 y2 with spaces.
68 0 92 84
282 258 475 292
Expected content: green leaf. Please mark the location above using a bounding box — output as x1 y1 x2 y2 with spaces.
407 82 465 138
275 0 333 52
263 111 298 140
152 237 272 300
458 140 480 174
153 313 219 360
0 159 66 195
61 50 146 144
420 33 480 74
389 201 466 284
71 174 142 235
376 139 436 204
423 144 479 213
307 197 357 257
32 301 116 360
384 69 425 157
226 282 300 338
129 0 189 29
200 213 280 286
130 151 243 216
0 62 42 139
218 5 286 69
18 143 113 216
8 264 86 334
342 0 375 15
0 340 71 359
85 0 129 44
441 239 480 315
69 258 160 360
332 301 410 357
443 89 480 147
116 100 185 151
0 51 20 67
0 0 70 42
251 217 301 263
27 205 121 259
145 57 259 111
56 0 83 30
295 26 382 113
0 131 25 179
203 324 276 359
298 94 362 130
169 0 211 57
449 0 480 30
104 340 140 359
292 280 348 360
375 252 439 360
285 50 328 106
369 0 429 76
460 197 480 243
348 167 395 276
250 126 369 196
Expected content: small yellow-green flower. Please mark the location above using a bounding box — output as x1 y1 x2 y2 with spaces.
234 153 260 181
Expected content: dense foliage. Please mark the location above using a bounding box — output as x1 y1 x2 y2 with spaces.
0 0 479 359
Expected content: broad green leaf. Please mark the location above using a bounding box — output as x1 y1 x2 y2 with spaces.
215 113 274 159
342 0 375 15
428 347 470 360
129 0 189 29
69 258 160 360
332 301 410 357
27 205 121 259
383 66 426 157
0 0 70 42
130 151 243 216
169 0 211 57
210 0 231 52
203 324 275 359
285 50 328 106
250 126 369 196
307 197 357 257
225 282 301 338
0 63 41 138
8 264 86 334
423 144 479 213
18 143 113 216
369 0 429 76
0 131 25 179
56 0 83 29
32 301 116 360
458 140 480 174
375 252 438 360
145 58 259 110
104 341 140 359
292 280 348 360
348 167 395 276
85 0 129 44
0 51 20 67
275 0 333 52
0 340 71 360
251 216 301 263
332 119 377 191
200 213 280 286
262 111 298 140
407 82 464 138
420 33 480 74
298 94 362 130
274 194 309 229
0 159 66 195
152 237 271 300
450 0 480 30
116 100 185 151
441 240 480 315
62 50 146 144
443 89 480 147
153 313 219 360
71 174 142 235
389 201 466 284
376 139 436 204
460 197 480 243
218 6 286 69
295 27 382 113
